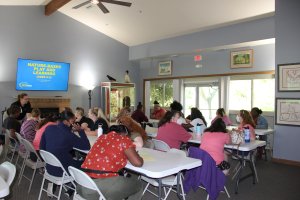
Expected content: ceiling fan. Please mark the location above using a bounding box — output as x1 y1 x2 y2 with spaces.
73 0 132 14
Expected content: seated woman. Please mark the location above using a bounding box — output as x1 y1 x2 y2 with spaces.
236 109 256 141
78 125 144 200
75 107 94 131
251 107 268 129
170 100 186 125
40 110 90 176
187 107 207 133
86 108 109 136
211 108 232 126
33 114 59 151
156 111 192 149
3 105 21 141
20 108 41 160
131 102 149 125
40 110 90 196
200 118 231 173
118 115 147 148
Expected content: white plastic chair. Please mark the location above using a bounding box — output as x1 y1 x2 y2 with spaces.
141 148 186 200
0 161 16 198
68 166 106 200
14 132 27 169
18 138 45 193
152 139 171 152
38 150 75 200
4 129 18 162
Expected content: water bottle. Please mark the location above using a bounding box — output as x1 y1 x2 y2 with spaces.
195 123 202 140
97 124 103 137
244 126 250 143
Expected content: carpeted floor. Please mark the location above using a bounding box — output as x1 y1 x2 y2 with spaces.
5 153 300 200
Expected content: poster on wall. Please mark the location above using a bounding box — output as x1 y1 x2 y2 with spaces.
278 63 300 92
276 98 300 126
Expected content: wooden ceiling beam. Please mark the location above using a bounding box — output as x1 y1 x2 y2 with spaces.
45 0 72 16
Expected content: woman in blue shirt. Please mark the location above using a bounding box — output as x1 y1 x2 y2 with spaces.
251 107 268 129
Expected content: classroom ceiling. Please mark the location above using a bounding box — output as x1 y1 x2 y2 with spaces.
0 0 275 46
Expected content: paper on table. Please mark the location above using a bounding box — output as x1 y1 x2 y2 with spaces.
139 151 155 161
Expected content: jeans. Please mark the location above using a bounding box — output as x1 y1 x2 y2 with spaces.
77 175 143 200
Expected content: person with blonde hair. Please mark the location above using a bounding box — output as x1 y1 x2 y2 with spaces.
75 107 93 131
96 107 110 126
87 108 109 136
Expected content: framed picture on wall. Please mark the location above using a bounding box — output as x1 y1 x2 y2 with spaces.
230 49 253 68
278 63 300 92
158 61 172 76
275 98 300 126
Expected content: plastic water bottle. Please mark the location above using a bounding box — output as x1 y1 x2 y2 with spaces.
244 126 250 143
196 123 202 140
97 124 103 137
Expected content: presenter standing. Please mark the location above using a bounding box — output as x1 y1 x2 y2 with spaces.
11 93 32 121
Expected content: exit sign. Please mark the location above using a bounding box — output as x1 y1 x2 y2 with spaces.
194 55 202 61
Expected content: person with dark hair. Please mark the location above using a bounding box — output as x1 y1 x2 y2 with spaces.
33 113 59 151
10 93 32 121
78 125 144 200
170 100 186 125
3 105 21 140
200 118 231 173
156 111 192 149
251 107 268 129
211 108 232 126
150 100 166 120
40 110 90 197
131 102 148 124
188 107 207 133
75 107 94 131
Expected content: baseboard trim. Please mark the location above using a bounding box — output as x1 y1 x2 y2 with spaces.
272 158 300 167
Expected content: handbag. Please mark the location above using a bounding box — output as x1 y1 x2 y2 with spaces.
230 130 245 145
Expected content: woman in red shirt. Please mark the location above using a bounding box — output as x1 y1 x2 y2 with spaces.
79 125 143 200
156 111 192 149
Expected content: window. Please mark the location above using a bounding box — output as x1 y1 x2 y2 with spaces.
183 81 219 125
229 75 275 111
150 80 173 107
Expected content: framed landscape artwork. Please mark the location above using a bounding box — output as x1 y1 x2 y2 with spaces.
231 49 253 68
275 98 300 126
278 63 300 92
158 61 172 76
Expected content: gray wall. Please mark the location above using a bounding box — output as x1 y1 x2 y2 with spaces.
129 16 274 60
0 6 138 114
273 0 300 162
139 44 275 80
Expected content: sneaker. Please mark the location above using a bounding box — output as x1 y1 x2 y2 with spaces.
64 189 74 198
47 183 54 198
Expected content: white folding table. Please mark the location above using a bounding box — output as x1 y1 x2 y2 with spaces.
73 141 202 200
187 134 266 193
125 148 202 200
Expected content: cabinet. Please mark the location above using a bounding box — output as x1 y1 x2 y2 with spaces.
101 82 135 122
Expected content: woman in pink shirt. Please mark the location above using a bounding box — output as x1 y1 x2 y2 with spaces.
236 109 256 141
211 108 232 126
33 115 58 151
200 118 231 171
156 111 192 149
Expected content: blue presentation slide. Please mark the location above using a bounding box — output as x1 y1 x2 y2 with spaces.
16 58 70 91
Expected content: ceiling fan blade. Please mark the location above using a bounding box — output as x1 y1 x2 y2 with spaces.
101 0 132 7
97 2 110 13
73 0 91 9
